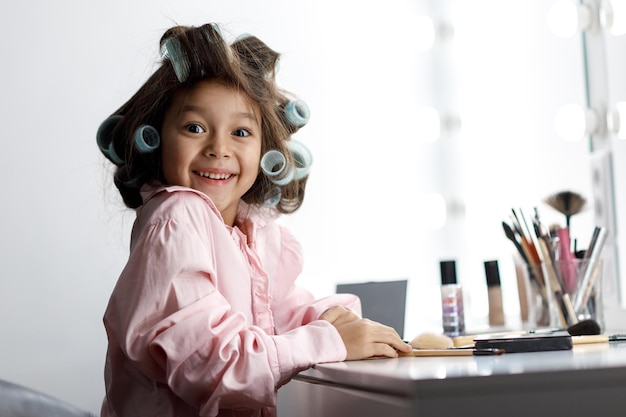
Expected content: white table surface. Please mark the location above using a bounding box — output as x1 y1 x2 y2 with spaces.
294 341 626 397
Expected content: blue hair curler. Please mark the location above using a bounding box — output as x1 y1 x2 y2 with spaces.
284 100 310 127
121 174 144 188
161 23 223 83
209 22 223 37
96 115 124 165
270 167 294 186
234 32 252 43
134 125 160 153
287 140 313 180
107 142 124 166
261 150 286 177
260 150 294 186
264 187 282 207
265 58 280 80
162 36 190 83
274 58 281 75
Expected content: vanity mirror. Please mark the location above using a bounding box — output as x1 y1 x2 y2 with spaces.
285 0 626 331
295 0 626 332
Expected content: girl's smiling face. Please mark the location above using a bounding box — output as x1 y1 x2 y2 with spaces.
160 80 262 225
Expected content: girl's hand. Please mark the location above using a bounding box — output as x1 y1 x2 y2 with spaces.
320 306 412 360
319 305 360 327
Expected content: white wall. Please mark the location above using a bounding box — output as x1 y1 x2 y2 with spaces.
0 0 611 413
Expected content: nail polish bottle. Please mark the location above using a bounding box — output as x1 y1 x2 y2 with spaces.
485 260 505 327
440 260 465 337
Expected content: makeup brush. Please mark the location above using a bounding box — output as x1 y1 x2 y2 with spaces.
502 221 528 263
528 318 601 336
543 190 586 229
553 319 626 345
572 334 626 344
566 318 601 336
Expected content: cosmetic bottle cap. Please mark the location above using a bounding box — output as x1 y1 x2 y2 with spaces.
440 260 457 285
484 260 501 287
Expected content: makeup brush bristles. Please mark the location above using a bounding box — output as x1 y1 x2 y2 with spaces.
410 332 454 349
567 319 601 336
544 190 586 228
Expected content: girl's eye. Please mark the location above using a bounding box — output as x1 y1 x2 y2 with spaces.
233 128 251 137
185 124 205 134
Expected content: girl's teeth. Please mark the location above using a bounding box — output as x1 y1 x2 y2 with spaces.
198 172 231 180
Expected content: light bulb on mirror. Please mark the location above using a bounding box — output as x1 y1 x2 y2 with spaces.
600 0 626 36
608 101 626 139
416 106 441 143
415 107 461 143
547 0 594 38
404 15 454 52
554 103 598 141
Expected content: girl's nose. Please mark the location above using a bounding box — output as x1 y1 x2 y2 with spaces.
203 134 231 158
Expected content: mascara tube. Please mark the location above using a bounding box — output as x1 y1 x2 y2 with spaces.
440 260 465 337
485 260 505 327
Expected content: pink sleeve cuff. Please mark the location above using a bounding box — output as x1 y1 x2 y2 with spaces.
271 320 346 386
300 294 362 324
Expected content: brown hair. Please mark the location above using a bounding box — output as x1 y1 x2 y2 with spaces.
100 23 308 213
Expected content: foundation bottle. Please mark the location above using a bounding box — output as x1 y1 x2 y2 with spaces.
484 260 505 327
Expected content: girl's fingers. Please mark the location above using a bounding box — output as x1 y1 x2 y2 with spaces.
372 326 412 353
336 319 412 360
374 343 402 358
390 338 413 353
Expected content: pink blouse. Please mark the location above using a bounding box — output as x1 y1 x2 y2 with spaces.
101 186 360 417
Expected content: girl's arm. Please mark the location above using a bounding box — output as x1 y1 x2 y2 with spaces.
267 225 412 360
105 192 348 415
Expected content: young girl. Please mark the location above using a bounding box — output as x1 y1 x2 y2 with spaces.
97 23 411 417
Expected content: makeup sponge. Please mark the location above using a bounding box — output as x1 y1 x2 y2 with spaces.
410 332 454 349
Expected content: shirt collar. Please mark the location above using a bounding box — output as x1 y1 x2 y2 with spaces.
140 184 279 240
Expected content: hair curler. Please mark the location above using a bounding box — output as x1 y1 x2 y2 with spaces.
284 100 310 127
161 23 224 83
273 58 281 75
260 150 294 185
234 32 253 43
209 22 223 37
161 36 190 83
134 125 160 153
96 115 124 165
106 143 124 166
264 187 282 207
287 140 313 180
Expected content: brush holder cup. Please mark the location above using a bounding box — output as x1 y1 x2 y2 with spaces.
522 258 604 331
522 264 552 329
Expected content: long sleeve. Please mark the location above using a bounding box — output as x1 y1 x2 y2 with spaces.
102 188 350 417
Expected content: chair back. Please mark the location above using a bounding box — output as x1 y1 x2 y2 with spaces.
0 379 95 417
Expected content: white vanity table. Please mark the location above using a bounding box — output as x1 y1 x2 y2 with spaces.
277 342 626 417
